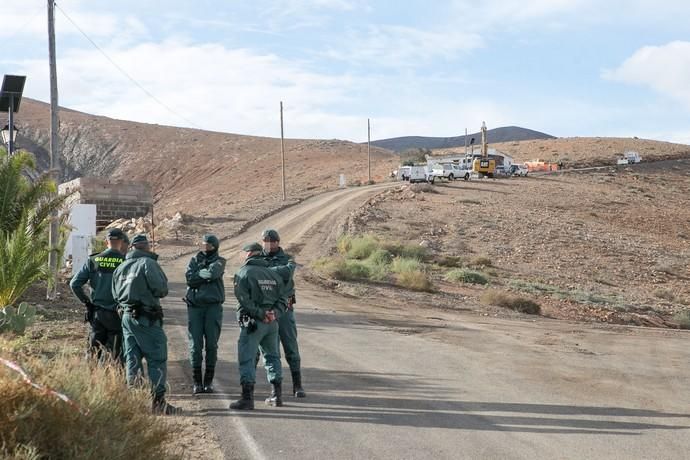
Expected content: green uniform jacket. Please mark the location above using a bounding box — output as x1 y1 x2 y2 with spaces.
261 247 295 297
70 248 125 310
185 250 226 307
112 249 168 313
233 256 294 321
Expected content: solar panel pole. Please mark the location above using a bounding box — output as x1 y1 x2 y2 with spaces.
6 96 14 155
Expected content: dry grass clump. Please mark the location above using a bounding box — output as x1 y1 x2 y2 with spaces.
672 310 690 329
396 270 435 292
0 354 180 460
653 289 676 302
469 256 493 268
481 290 541 315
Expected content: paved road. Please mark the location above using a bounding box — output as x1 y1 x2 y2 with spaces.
160 184 690 460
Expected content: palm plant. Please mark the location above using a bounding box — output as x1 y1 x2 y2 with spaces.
0 147 66 238
0 215 49 307
0 147 68 308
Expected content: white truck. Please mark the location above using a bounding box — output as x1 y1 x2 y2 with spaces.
617 151 641 165
430 163 471 181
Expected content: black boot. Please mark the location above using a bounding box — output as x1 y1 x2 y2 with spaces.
192 366 204 395
203 367 215 393
265 382 283 407
292 371 306 398
229 383 254 410
152 395 182 415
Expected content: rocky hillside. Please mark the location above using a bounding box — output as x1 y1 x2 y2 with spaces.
13 98 399 225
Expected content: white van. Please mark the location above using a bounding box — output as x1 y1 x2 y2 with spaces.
409 166 434 184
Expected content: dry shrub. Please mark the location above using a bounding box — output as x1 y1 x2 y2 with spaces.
673 311 690 330
481 290 541 315
0 355 179 460
469 256 493 268
396 270 434 292
434 255 464 268
653 289 675 302
312 257 370 281
410 183 438 194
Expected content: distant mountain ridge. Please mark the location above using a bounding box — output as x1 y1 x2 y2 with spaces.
371 126 556 152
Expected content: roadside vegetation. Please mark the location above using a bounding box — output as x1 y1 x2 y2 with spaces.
0 350 179 459
313 234 434 291
481 290 541 315
509 279 621 306
0 148 182 459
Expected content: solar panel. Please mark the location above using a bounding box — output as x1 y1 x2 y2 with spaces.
0 75 26 113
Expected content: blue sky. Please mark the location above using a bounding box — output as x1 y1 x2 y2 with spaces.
2 0 690 143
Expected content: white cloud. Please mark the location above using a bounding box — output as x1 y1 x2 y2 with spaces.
450 0 586 26
325 25 484 66
13 40 368 138
0 1 148 42
603 41 690 110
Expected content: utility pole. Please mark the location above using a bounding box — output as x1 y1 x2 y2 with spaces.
280 101 286 201
464 128 468 156
367 118 371 183
47 0 61 300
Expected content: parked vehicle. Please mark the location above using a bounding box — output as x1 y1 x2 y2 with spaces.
494 165 508 177
397 166 412 181
617 151 641 165
408 166 434 184
430 163 471 181
510 164 529 176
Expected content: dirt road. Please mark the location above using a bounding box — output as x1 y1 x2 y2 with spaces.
160 183 690 459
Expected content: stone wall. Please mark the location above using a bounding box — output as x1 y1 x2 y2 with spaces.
59 177 153 229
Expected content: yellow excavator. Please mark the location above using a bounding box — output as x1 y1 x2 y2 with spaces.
472 121 496 178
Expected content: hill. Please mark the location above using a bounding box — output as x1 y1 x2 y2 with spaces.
371 126 555 152
432 137 690 168
13 98 399 245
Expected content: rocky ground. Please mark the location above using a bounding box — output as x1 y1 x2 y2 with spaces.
329 159 690 328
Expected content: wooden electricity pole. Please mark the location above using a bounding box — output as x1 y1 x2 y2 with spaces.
464 128 468 156
280 101 286 201
367 118 371 183
47 0 61 300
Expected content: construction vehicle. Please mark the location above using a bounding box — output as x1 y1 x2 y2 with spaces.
472 121 496 178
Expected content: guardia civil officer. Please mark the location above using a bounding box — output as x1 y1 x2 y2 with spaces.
112 234 181 415
185 234 226 394
260 229 306 397
70 228 127 362
230 242 294 410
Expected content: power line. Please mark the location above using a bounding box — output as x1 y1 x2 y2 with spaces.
54 3 203 130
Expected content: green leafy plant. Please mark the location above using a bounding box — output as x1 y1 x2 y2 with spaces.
445 269 488 285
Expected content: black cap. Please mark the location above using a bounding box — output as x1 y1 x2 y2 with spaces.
131 234 149 245
203 234 219 249
242 242 263 253
106 228 125 240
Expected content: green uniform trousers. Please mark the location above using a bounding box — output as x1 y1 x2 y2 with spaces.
238 320 282 385
187 304 223 368
122 312 168 398
255 309 302 372
278 309 301 373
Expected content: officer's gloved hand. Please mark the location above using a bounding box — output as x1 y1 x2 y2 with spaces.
84 301 96 323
